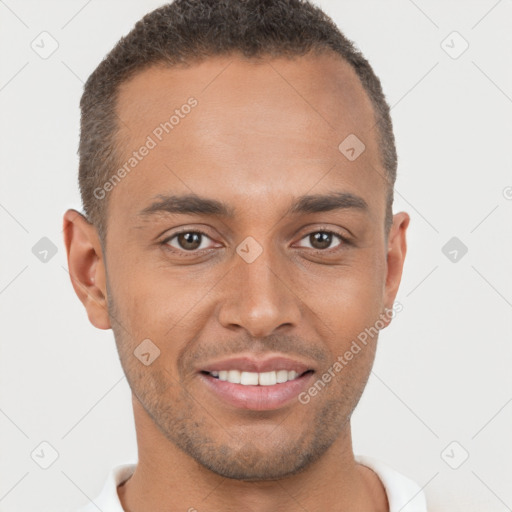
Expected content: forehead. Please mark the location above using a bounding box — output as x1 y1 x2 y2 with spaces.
110 52 386 225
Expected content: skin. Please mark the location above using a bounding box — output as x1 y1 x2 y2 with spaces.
63 51 409 512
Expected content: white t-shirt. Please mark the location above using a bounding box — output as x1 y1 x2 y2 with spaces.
75 455 428 512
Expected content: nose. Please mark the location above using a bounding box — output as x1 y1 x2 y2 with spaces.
217 241 302 338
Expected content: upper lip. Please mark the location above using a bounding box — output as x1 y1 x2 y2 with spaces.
200 355 313 374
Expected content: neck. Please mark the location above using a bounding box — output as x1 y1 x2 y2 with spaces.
117 396 388 512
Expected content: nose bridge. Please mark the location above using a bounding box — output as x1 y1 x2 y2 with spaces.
218 235 301 337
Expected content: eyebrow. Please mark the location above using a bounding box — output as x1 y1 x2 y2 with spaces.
137 191 369 219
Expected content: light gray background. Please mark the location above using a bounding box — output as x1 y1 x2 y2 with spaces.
1 0 511 511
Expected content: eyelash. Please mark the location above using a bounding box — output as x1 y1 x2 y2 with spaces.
160 228 352 256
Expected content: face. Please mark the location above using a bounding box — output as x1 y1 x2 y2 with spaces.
65 52 409 481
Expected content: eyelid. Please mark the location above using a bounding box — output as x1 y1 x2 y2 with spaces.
294 224 352 242
161 228 217 250
294 230 350 251
157 223 214 240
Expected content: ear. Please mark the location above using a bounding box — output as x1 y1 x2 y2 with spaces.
62 209 111 330
382 211 410 324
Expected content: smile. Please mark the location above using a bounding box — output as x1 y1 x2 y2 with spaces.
198 355 315 411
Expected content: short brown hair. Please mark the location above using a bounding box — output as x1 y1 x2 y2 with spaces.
79 0 397 244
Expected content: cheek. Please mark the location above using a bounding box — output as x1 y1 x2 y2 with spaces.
306 271 383 400
107 253 215 354
307 261 384 328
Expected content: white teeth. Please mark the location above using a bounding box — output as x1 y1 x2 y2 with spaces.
227 370 241 384
209 369 304 385
240 371 259 385
276 369 288 383
259 371 277 386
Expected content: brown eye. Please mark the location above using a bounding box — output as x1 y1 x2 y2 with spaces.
297 231 344 251
165 231 213 251
311 232 332 249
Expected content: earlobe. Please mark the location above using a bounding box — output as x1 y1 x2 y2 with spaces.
383 212 410 318
62 209 111 330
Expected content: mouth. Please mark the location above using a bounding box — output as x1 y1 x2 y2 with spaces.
197 356 315 411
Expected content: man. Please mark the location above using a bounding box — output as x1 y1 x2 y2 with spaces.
63 0 426 510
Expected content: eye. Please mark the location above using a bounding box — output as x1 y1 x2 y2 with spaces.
296 230 347 251
163 230 215 252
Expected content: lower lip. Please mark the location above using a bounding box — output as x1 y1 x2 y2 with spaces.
199 372 314 411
